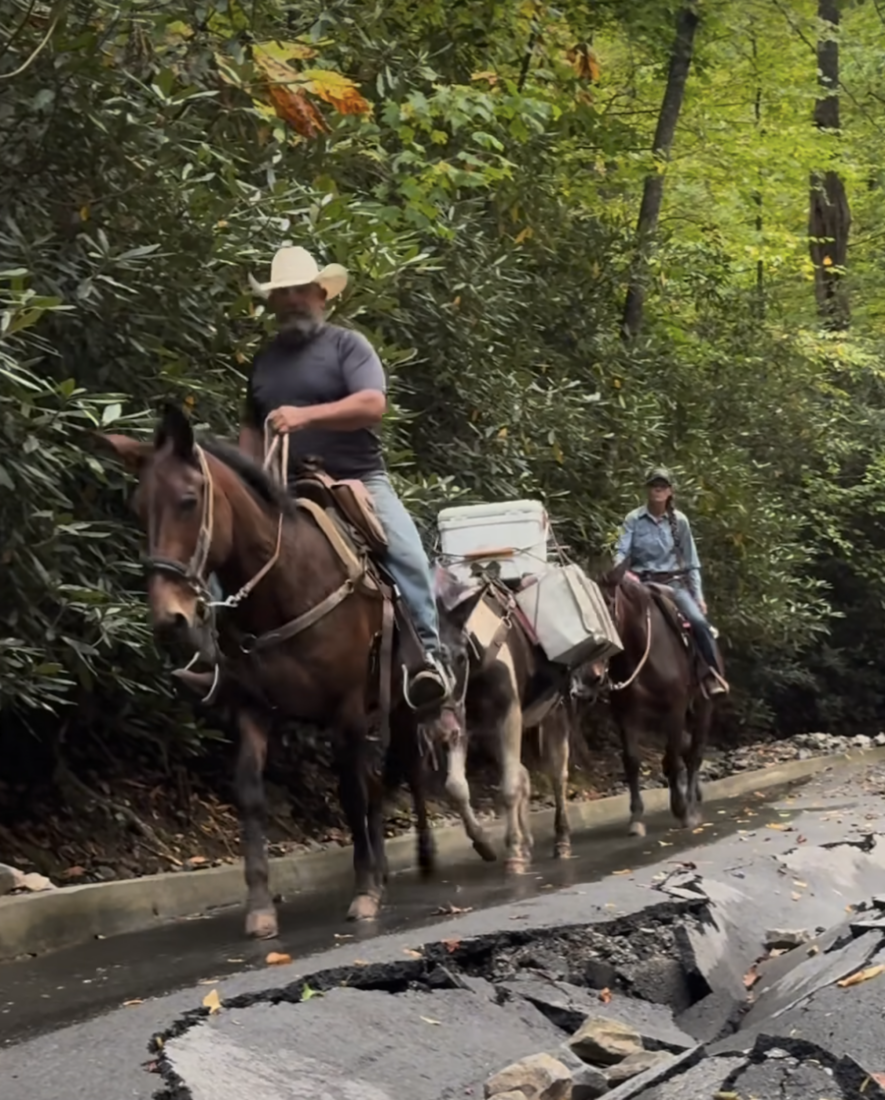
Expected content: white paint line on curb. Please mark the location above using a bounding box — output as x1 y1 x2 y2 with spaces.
1 746 882 963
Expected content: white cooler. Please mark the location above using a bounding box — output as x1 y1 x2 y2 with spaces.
437 500 549 583
516 563 623 668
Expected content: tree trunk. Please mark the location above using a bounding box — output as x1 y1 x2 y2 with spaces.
809 0 850 329
620 5 700 342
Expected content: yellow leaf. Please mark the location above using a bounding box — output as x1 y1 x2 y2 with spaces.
123 999 144 1007
566 44 600 82
300 68 372 116
265 951 292 966
497 426 508 439
612 868 632 876
514 226 533 245
837 963 885 988
822 255 834 266
202 989 222 1014
79 205 90 222
613 378 622 389
403 948 423 959
471 71 499 85
254 39 317 63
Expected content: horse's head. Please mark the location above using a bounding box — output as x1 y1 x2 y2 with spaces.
101 404 227 665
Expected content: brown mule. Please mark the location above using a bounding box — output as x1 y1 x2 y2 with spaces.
101 405 434 937
582 561 726 836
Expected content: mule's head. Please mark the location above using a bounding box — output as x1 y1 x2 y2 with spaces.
101 404 225 664
424 564 485 742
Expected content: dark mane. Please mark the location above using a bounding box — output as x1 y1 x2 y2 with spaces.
199 437 298 517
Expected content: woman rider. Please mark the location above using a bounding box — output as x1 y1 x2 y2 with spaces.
614 467 729 697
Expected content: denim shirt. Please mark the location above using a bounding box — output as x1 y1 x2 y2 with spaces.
613 505 704 603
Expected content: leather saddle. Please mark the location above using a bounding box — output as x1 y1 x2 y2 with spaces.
643 582 720 686
290 458 424 670
291 460 388 554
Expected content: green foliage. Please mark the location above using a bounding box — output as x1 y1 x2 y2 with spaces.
2 0 885 748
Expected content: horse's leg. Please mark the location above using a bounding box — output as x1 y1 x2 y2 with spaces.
662 709 691 826
500 695 529 874
444 734 497 863
618 713 646 837
545 708 573 859
336 714 383 922
683 698 712 829
517 761 534 860
235 708 277 939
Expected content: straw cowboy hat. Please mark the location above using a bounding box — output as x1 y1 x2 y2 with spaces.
249 246 349 301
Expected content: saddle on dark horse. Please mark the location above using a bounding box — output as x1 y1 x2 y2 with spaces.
640 578 724 698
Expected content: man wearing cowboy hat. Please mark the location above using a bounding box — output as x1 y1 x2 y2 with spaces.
238 245 454 712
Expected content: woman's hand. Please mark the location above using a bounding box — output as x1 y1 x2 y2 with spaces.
698 598 708 616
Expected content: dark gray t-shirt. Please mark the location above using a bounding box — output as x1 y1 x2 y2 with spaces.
243 323 387 481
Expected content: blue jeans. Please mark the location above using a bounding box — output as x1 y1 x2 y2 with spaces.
667 585 717 670
363 472 440 652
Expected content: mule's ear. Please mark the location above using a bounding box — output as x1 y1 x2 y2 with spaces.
155 402 195 459
446 587 485 632
96 433 150 471
608 559 629 586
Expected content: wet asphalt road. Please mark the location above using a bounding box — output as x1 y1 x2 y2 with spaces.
0 759 882 1100
0 779 810 1046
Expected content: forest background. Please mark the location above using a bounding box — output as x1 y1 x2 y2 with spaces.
2 0 884 811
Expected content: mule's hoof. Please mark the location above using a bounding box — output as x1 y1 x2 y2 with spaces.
245 909 278 939
683 810 703 830
473 838 497 863
553 843 573 860
629 820 647 838
346 893 381 922
504 857 529 875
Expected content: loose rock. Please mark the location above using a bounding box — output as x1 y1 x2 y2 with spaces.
485 1053 572 1100
606 1050 675 1084
569 1017 643 1065
764 928 812 951
0 863 55 895
570 1064 609 1099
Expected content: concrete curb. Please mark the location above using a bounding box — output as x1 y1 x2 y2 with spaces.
1 746 883 962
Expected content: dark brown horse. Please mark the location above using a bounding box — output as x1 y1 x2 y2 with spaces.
101 404 433 936
581 560 724 835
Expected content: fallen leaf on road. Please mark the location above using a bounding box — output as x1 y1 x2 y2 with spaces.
692 827 704 835
509 914 529 920
441 937 461 954
598 987 612 1004
123 999 144 1007
226 957 244 964
715 1092 740 1099
434 903 473 916
420 1016 441 1025
266 952 292 967
612 869 632 876
837 964 885 988
791 893 802 902
766 823 785 831
797 834 807 844
334 933 353 940
202 989 222 1014
300 982 322 1001
403 948 423 959
793 880 807 888
743 964 759 989
198 977 220 985
657 840 673 847
352 959 370 966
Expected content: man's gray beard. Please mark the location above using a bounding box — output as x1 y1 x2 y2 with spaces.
276 313 324 348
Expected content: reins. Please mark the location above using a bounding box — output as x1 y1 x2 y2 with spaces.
608 583 652 692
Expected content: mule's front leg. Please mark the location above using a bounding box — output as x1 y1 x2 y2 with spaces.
336 726 383 922
444 737 496 863
662 717 690 826
500 701 530 874
682 701 713 830
544 708 573 859
618 718 647 837
235 709 277 939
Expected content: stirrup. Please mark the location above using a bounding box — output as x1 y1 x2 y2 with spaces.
705 668 729 696
402 654 454 713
